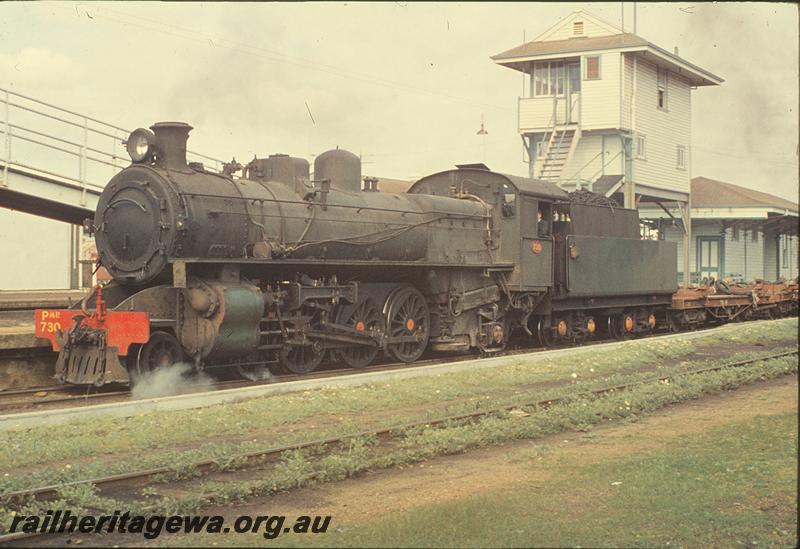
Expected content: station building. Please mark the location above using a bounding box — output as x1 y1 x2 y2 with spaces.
639 177 798 283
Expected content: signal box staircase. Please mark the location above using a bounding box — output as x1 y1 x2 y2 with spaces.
535 128 578 183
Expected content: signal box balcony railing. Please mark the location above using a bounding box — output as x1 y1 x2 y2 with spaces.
1 87 224 205
518 96 580 134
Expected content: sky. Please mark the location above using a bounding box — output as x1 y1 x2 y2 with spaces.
0 1 796 290
0 0 797 203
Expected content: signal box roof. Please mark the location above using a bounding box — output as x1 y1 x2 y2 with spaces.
492 10 722 87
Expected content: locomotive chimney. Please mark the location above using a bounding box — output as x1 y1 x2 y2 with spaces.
150 121 193 170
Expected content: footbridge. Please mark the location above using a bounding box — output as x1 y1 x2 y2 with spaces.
0 87 223 288
0 87 222 224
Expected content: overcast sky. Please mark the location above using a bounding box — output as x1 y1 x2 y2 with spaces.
0 1 797 201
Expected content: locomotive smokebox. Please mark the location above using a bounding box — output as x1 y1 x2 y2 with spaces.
151 121 193 170
314 149 361 192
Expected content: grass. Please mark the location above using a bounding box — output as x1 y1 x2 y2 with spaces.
0 353 796 537
283 412 797 548
0 319 796 536
117 354 798 548
0 344 796 499
159 354 796 516
1 318 795 475
0 321 794 482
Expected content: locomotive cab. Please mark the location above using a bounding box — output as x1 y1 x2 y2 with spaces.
515 192 556 291
409 167 567 294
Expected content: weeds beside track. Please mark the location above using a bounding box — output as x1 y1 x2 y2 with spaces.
0 349 796 544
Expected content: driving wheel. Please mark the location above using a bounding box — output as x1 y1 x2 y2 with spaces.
334 297 383 369
384 285 430 363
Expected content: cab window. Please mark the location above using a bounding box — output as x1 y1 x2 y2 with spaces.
537 202 552 236
501 184 516 217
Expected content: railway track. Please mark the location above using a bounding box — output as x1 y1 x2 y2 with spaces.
0 385 129 412
0 353 468 414
0 349 795 545
0 317 794 415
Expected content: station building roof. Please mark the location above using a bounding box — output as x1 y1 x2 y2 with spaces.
640 176 797 235
691 177 798 213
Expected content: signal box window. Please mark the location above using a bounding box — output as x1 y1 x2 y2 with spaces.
657 67 668 110
636 135 647 160
533 61 565 97
585 56 600 80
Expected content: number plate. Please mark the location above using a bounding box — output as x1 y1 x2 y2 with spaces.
34 309 75 351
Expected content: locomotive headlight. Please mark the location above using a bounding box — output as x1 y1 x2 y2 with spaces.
125 128 156 163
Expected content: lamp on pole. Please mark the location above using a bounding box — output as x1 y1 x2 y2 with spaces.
476 113 488 162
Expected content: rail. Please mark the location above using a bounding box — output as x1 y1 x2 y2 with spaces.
0 87 224 204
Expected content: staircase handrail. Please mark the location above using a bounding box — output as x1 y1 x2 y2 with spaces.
534 96 560 177
566 150 603 183
586 150 623 186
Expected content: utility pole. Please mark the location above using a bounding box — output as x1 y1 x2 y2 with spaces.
521 30 526 98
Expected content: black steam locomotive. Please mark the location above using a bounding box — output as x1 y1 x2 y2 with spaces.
37 122 677 385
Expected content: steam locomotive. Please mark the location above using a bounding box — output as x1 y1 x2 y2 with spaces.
33 122 796 386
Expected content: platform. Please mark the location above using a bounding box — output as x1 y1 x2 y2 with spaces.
0 310 45 348
0 289 88 311
0 309 58 390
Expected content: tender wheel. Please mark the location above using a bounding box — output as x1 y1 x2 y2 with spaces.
667 312 682 333
608 316 620 339
334 297 383 369
131 331 185 379
478 317 508 353
609 313 633 339
384 285 430 363
537 317 555 347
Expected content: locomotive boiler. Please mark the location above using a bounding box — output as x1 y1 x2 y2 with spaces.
36 121 683 386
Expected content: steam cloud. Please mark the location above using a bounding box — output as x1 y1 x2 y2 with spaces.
131 362 216 400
